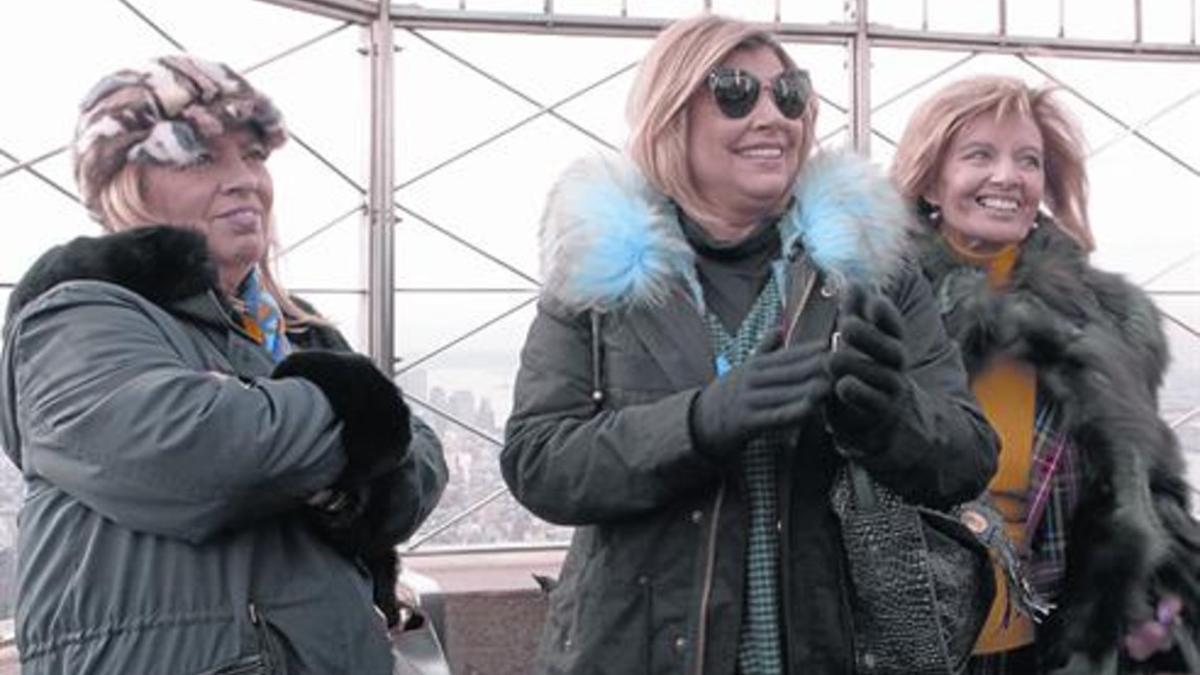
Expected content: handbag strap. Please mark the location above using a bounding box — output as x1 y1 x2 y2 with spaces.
847 461 880 512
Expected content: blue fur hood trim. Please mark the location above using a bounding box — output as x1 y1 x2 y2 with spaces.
539 150 913 312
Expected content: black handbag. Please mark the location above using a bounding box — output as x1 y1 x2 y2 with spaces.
831 461 1043 674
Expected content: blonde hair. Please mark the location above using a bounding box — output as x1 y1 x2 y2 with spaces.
626 13 818 226
891 75 1093 251
96 163 323 326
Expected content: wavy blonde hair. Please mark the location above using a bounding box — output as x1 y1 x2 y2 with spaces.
891 75 1092 251
96 162 322 325
626 13 818 227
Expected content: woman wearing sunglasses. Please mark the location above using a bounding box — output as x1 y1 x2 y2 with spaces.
502 13 997 674
893 75 1200 674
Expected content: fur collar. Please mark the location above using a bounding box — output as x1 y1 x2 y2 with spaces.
915 218 1168 392
6 226 217 326
539 151 914 312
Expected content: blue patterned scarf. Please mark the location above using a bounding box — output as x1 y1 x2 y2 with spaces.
233 267 291 363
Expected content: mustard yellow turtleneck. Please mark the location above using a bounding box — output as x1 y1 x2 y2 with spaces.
944 231 1038 653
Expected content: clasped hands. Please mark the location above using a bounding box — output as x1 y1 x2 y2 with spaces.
691 284 911 458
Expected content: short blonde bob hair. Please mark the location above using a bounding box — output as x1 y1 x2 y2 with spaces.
96 161 321 325
891 75 1093 251
627 13 818 226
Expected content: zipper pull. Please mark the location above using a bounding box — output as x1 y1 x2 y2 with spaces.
248 602 259 625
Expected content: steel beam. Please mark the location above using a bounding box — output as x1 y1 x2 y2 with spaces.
869 25 1200 62
251 0 374 23
366 5 397 375
379 5 1200 62
850 0 872 153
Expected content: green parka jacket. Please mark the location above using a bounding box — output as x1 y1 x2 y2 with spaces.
0 227 447 674
502 152 998 675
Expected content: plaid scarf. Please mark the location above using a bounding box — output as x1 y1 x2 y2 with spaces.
1023 397 1081 601
968 397 1082 674
703 274 785 675
231 267 291 363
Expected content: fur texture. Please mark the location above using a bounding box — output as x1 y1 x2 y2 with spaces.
539 152 694 311
270 350 412 486
5 226 215 324
784 151 915 292
539 151 913 312
915 219 1200 672
270 351 413 628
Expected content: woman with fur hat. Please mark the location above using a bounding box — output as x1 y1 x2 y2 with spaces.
0 55 447 674
892 74 1200 674
501 14 998 674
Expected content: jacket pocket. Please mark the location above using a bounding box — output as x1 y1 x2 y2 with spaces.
190 655 268 675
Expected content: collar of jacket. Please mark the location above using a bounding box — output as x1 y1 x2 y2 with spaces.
913 216 1168 391
538 150 915 313
5 225 239 333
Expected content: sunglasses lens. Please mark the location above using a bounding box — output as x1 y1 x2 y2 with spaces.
772 71 810 119
709 69 759 119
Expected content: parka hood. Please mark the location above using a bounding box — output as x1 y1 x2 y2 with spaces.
538 150 915 312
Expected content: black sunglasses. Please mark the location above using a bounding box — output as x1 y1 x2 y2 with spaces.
706 66 812 120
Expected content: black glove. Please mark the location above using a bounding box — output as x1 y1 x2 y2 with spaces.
690 332 831 459
271 350 412 486
827 285 911 454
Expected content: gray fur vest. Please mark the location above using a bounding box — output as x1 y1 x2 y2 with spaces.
916 220 1200 670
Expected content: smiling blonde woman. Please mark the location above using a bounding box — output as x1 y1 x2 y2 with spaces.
894 74 1200 674
501 14 998 675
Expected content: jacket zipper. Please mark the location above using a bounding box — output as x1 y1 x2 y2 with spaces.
691 482 726 675
248 602 279 673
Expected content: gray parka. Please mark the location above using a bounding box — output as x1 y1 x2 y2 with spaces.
0 228 447 674
502 152 998 675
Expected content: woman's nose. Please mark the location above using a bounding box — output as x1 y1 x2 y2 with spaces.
748 88 783 127
221 156 259 193
990 158 1020 186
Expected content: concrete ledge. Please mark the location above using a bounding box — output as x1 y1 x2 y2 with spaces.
404 549 565 675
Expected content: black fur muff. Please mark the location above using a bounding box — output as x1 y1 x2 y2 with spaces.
271 350 412 485
271 350 413 627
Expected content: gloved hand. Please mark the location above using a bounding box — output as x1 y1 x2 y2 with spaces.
690 332 830 459
271 350 412 486
827 284 911 455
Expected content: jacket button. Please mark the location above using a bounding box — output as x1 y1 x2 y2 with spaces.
673 636 688 652
690 509 703 524
637 575 649 586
